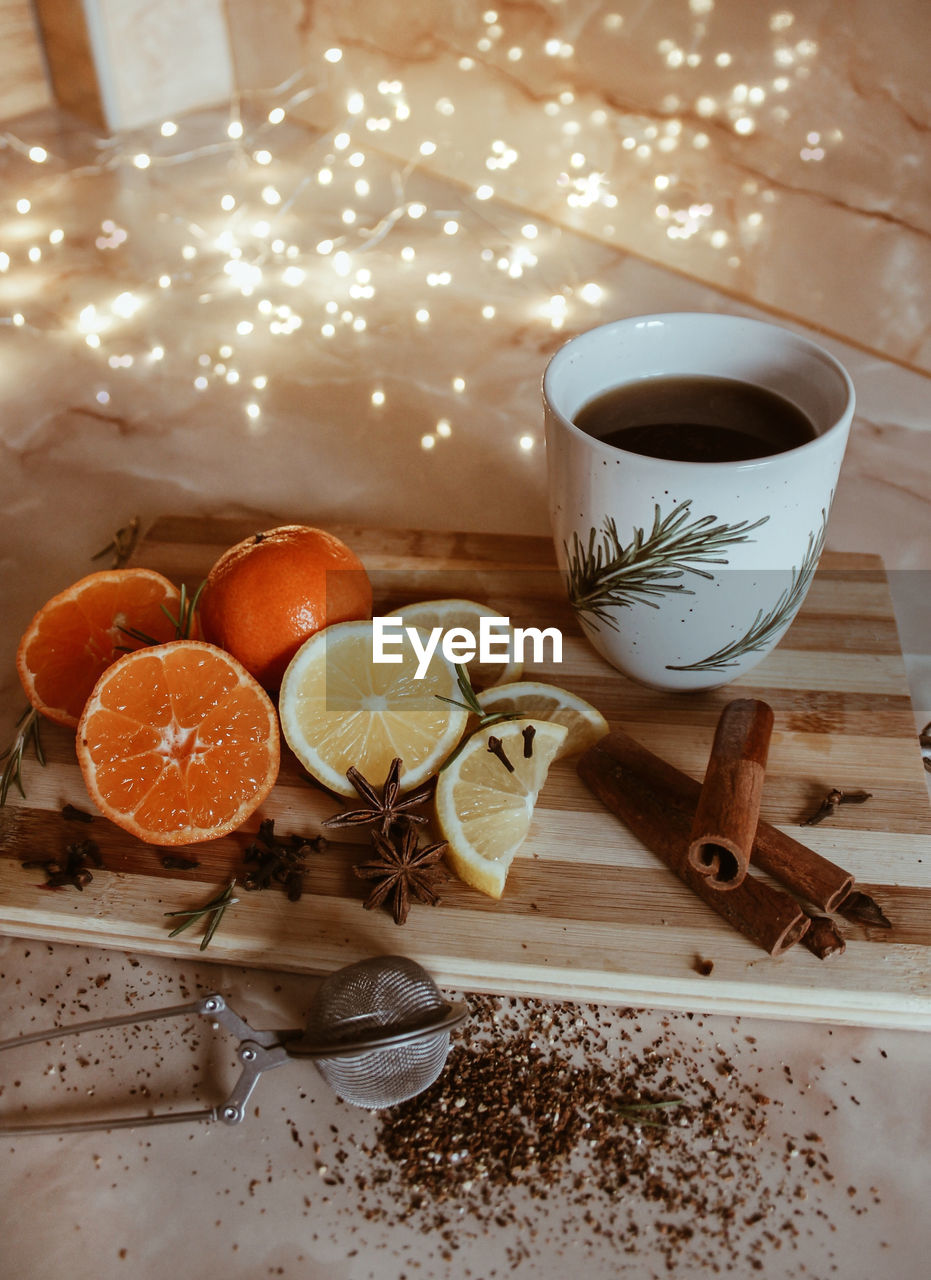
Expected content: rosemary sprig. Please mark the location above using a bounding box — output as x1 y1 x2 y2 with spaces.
565 502 769 632
119 578 206 647
436 664 522 771
435 663 491 718
612 1098 686 1129
164 878 238 950
0 707 45 806
92 517 141 568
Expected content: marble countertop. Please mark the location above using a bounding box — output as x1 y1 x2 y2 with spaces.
1 33 929 1278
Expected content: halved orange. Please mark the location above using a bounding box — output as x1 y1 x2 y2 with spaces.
17 568 187 727
77 640 279 845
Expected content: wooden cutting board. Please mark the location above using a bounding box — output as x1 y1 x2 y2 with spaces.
1 516 929 1029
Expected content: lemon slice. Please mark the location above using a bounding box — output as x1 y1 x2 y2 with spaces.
476 681 608 758
279 620 468 796
385 598 523 689
435 718 567 899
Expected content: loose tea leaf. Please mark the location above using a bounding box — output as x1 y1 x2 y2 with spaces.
314 993 864 1275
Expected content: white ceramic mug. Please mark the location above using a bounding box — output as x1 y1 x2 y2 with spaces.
543 313 855 691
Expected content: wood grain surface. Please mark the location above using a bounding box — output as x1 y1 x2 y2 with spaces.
1 516 928 1028
0 0 52 122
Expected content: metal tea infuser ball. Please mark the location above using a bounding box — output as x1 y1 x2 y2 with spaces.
0 955 468 1135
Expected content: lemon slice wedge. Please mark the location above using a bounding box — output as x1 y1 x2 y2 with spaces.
476 681 608 758
279 620 468 796
435 717 567 899
385 598 523 689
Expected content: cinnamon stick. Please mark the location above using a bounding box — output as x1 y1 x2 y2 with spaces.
578 737 810 957
801 913 846 959
687 699 774 890
837 890 891 929
585 727 853 913
754 823 854 913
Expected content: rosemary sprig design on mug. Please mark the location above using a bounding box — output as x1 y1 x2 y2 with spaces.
565 501 769 632
666 513 827 672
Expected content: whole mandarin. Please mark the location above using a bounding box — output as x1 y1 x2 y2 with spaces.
198 525 372 690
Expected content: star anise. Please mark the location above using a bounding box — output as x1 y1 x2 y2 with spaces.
323 756 433 836
353 826 447 925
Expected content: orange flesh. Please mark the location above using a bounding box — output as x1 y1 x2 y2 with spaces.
18 570 183 726
77 641 279 845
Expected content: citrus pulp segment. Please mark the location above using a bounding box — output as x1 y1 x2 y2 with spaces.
278 620 469 797
476 681 608 757
385 598 523 689
76 640 279 845
16 568 186 727
435 718 567 899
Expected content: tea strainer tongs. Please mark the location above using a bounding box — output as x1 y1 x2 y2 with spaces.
0 955 468 1136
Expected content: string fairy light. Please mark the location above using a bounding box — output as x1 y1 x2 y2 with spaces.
0 10 826 454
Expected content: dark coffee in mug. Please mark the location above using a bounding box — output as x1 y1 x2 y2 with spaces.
572 374 817 463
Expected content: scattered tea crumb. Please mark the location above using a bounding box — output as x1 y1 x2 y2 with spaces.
306 994 865 1276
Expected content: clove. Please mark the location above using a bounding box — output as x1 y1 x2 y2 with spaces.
22 838 102 891
802 787 872 827
486 735 515 773
241 818 326 900
61 803 94 824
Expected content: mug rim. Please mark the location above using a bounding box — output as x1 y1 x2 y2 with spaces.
542 311 856 471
